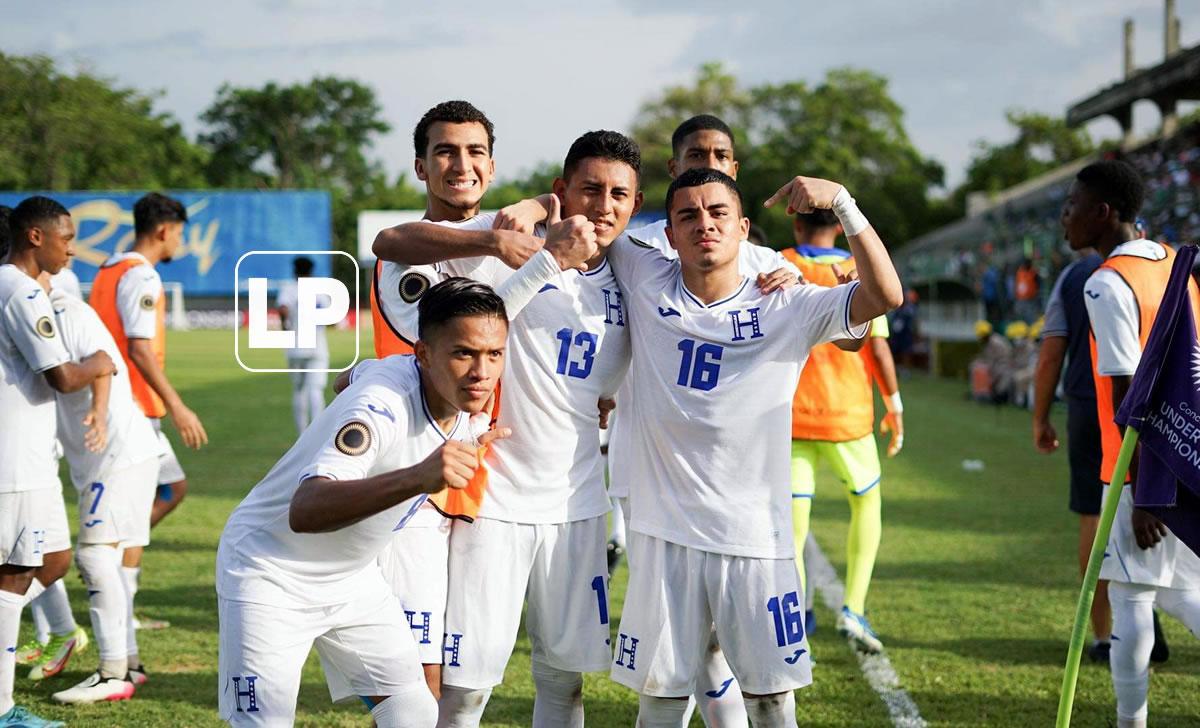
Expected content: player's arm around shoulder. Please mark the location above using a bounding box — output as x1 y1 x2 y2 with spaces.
373 211 544 271
764 176 902 328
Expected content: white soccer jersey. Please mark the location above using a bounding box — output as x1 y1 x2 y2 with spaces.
276 280 330 360
609 236 865 558
434 214 629 523
216 355 472 608
608 219 801 500
0 264 70 494
50 267 82 299
51 289 160 488
1085 240 1165 377
104 252 163 340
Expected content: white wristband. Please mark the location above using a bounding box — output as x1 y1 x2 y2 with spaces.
886 391 903 414
832 187 870 237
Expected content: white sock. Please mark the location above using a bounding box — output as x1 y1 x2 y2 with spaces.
20 577 45 607
370 684 438 727
609 497 626 548
76 545 127 669
436 685 492 728
30 596 48 644
38 579 76 635
292 387 308 434
307 376 325 428
637 695 689 727
531 659 583 728
0 589 24 715
744 692 797 728
121 566 140 665
695 633 748 727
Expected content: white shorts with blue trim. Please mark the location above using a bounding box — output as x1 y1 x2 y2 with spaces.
1100 483 1200 588
0 486 70 567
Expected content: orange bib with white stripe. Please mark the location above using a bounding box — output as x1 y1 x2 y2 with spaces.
782 247 875 442
90 257 167 418
1090 244 1200 483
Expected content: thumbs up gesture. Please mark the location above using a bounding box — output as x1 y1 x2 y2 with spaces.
543 194 598 272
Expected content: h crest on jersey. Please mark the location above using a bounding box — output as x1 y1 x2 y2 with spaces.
602 288 625 327
729 307 764 341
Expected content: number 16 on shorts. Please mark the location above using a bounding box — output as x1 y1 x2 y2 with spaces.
767 591 807 664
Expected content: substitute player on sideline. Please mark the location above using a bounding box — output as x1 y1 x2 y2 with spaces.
1068 160 1200 728
1 196 115 728
217 279 511 727
45 278 160 704
276 256 329 434
607 169 901 727
374 131 641 728
783 209 905 654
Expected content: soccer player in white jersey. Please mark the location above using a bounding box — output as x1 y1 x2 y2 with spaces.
606 169 901 727
276 256 329 433
216 279 511 727
0 196 116 728
370 100 569 700
374 131 643 728
611 114 799 727
42 281 161 704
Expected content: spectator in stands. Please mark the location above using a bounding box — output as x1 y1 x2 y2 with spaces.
980 262 1003 326
1013 258 1040 323
889 289 919 374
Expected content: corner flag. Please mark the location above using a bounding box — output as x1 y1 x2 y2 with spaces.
1115 242 1200 556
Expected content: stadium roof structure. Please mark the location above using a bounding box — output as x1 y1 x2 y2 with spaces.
1067 42 1200 132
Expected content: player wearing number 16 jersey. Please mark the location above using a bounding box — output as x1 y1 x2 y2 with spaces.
215 280 509 727
607 169 902 727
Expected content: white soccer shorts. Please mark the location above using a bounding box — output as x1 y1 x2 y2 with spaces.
154 425 186 485
218 584 426 725
377 516 451 664
76 457 158 548
0 486 70 567
610 532 813 697
1100 484 1200 588
441 514 612 689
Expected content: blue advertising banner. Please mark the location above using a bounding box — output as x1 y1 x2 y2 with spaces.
0 191 332 295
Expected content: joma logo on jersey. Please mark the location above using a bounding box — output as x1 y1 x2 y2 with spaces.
234 250 360 374
230 675 260 712
729 307 764 341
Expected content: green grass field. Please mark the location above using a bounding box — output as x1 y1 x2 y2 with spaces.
14 329 1200 726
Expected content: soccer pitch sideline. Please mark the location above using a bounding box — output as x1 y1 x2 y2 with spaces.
15 329 1198 727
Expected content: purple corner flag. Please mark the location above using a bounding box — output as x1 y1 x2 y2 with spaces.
1115 243 1200 556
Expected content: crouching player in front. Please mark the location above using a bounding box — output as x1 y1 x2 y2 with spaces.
215 279 510 727
607 169 902 727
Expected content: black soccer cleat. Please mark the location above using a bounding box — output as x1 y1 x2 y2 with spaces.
606 538 625 575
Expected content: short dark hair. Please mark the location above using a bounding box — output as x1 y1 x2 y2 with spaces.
563 130 641 182
1076 160 1145 223
293 256 314 277
671 115 735 159
0 206 12 259
795 209 840 230
133 192 187 238
418 277 508 340
10 196 70 249
665 167 743 220
413 100 495 158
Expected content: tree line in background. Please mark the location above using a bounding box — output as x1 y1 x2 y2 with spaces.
0 52 1104 277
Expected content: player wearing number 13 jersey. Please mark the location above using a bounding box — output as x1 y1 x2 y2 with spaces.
607 169 902 727
372 131 638 727
215 280 509 727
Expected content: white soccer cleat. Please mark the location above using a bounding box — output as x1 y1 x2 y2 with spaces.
837 606 883 654
127 664 149 687
52 672 135 704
